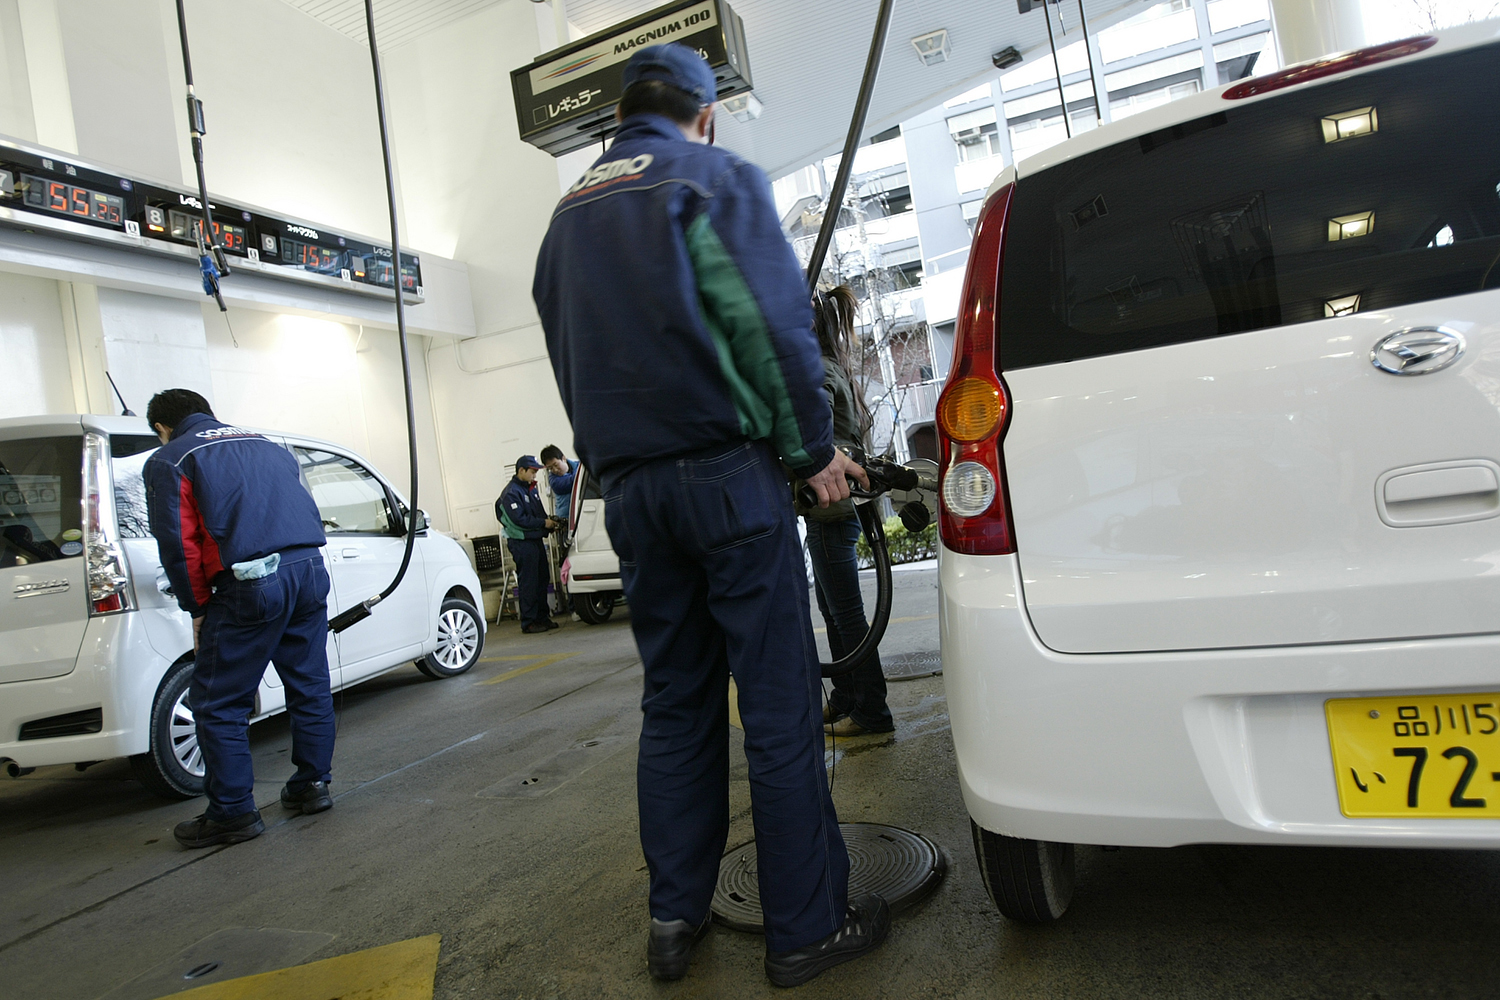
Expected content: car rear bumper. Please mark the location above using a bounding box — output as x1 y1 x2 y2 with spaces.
941 550 1500 848
0 613 166 768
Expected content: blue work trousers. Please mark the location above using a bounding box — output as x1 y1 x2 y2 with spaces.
507 537 549 626
805 516 893 732
192 554 334 820
604 440 848 953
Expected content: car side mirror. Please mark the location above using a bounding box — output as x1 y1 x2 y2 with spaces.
415 509 432 533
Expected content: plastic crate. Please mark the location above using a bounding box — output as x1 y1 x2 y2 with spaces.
471 534 504 572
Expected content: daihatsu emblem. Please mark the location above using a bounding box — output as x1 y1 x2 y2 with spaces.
1371 327 1465 376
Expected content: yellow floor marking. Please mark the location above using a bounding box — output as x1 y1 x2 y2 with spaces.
812 613 936 634
161 934 440 1000
478 651 580 685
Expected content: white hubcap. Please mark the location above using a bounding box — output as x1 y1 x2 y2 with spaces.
169 690 204 777
434 608 479 671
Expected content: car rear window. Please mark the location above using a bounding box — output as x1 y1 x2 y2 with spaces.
999 41 1500 370
111 434 161 539
0 436 83 567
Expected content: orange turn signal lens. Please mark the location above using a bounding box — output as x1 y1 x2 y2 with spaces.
937 378 1002 442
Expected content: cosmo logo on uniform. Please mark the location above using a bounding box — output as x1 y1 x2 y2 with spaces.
195 426 260 440
566 155 654 196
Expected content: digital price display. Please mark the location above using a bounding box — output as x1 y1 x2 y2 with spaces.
281 237 342 273
21 175 125 226
167 209 247 253
367 256 419 291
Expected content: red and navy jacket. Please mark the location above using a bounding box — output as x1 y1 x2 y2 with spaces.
144 412 325 617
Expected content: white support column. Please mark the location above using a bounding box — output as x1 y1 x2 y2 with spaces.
1195 0 1221 88
1268 0 1365 65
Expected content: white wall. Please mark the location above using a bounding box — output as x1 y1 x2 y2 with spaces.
178 0 394 241
200 306 450 530
383 3 576 535
0 272 72 417
97 286 214 413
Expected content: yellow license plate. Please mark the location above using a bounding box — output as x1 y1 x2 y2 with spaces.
1327 693 1500 818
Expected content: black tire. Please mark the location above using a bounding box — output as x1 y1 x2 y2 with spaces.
129 658 205 800
970 819 1074 922
419 599 485 678
574 591 616 624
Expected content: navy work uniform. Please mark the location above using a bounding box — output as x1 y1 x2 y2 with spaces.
532 61 849 950
145 412 334 823
496 456 555 632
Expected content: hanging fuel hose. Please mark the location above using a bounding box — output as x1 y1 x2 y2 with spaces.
797 456 938 677
796 0 919 679
171 1 421 635
325 0 423 634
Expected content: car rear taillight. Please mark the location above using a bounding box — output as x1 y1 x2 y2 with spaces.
83 432 134 616
936 183 1016 556
1222 35 1436 100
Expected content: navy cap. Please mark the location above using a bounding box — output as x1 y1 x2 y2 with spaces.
515 455 542 470
621 43 718 105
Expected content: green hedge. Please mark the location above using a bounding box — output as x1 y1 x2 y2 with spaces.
855 516 937 568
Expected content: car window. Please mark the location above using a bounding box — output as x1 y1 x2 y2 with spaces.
111 434 161 539
1000 41 1500 369
0 436 83 568
581 468 601 501
294 448 395 534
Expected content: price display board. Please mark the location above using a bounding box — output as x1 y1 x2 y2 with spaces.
0 138 422 299
511 0 752 157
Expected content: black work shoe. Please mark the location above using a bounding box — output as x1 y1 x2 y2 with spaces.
763 894 890 988
543 619 561 631
522 622 551 634
647 915 712 981
173 810 265 849
281 780 333 815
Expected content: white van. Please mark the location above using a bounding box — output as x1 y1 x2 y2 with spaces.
0 414 485 798
938 24 1500 921
560 464 623 624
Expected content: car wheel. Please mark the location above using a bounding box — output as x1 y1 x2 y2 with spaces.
129 658 206 800
419 599 485 678
970 819 1074 922
575 591 616 624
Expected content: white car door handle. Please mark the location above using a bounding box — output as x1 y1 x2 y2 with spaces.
342 548 361 558
1377 461 1500 527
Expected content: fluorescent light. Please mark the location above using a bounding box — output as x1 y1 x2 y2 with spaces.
1328 211 1374 241
912 29 950 66
1324 293 1361 317
722 92 763 122
1321 106 1378 143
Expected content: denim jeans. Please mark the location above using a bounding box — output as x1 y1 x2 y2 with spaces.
805 515 893 733
603 440 848 952
193 554 334 819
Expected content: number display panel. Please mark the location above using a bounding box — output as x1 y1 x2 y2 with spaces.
0 142 421 296
1326 693 1500 817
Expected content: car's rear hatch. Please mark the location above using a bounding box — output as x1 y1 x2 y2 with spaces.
997 33 1500 653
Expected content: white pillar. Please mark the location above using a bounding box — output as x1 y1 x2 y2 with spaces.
1268 0 1366 65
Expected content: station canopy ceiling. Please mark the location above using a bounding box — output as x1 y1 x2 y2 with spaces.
283 0 1162 179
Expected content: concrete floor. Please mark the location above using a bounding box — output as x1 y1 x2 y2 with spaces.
4 564 1500 998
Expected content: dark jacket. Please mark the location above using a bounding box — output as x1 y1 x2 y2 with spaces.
497 477 549 540
144 412 325 617
797 357 863 522
532 114 833 489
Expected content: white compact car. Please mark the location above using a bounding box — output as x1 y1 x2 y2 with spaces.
938 24 1500 921
560 464 623 624
0 414 485 798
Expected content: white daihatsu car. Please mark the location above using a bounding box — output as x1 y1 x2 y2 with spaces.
0 414 485 798
939 23 1500 921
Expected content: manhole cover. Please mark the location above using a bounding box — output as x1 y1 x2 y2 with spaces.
712 823 946 933
883 651 941 681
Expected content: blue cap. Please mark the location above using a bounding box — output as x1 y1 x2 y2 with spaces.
515 455 542 470
621 43 718 105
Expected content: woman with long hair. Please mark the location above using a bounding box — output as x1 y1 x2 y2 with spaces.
799 285 893 736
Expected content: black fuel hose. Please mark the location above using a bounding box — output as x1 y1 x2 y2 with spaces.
817 501 893 678
326 0 420 634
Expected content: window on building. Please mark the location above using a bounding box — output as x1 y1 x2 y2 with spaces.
948 107 1001 163
961 199 983 236
1109 79 1200 120
1098 0 1199 63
